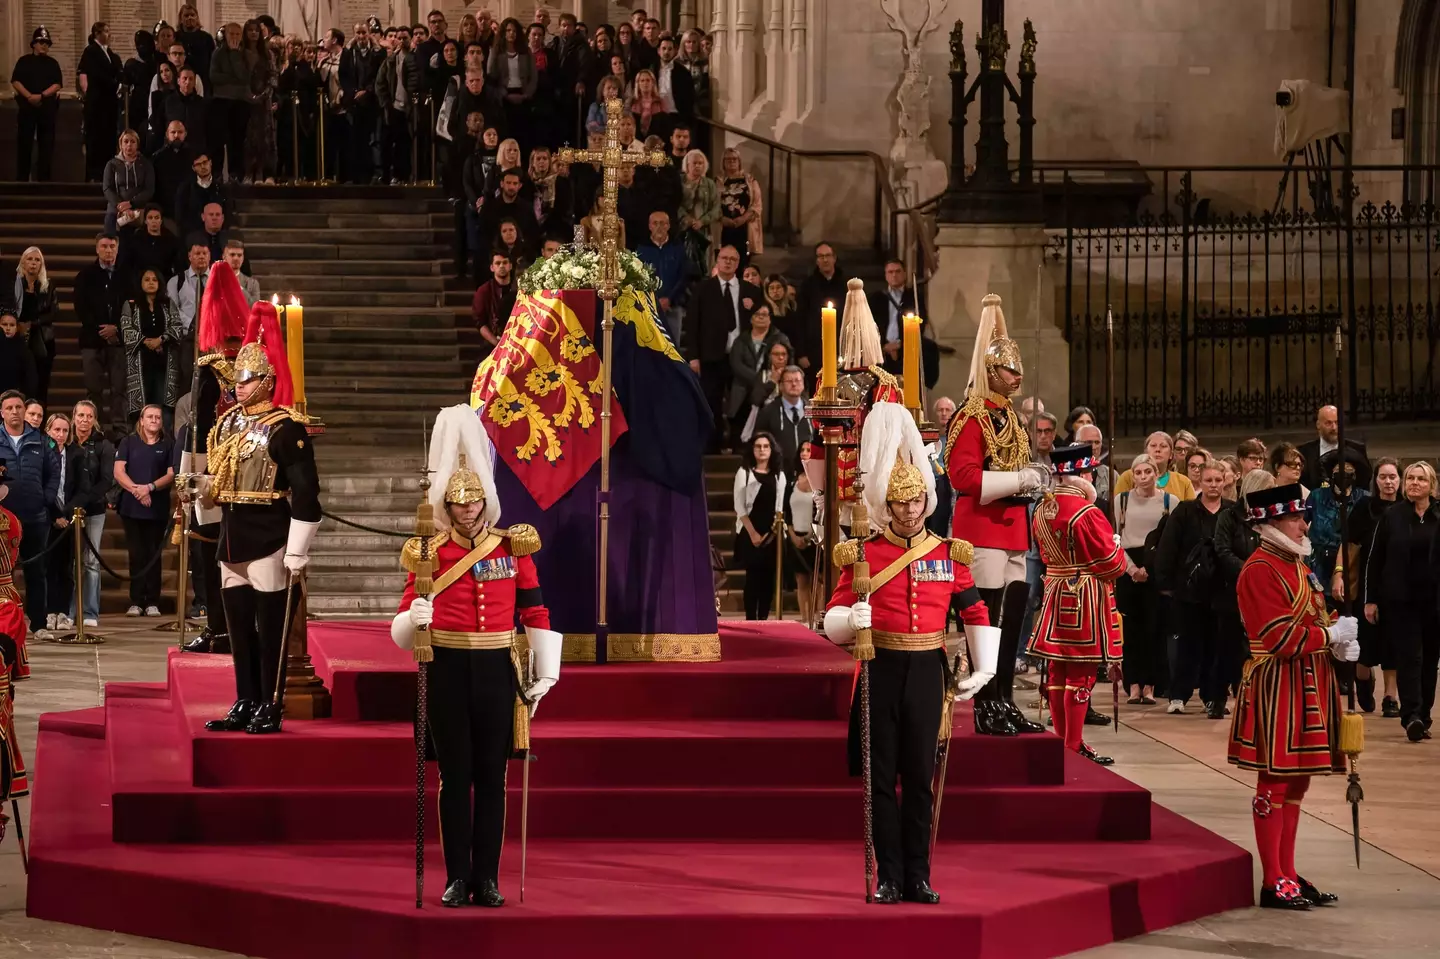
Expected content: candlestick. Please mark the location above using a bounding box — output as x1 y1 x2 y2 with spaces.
820 301 837 390
283 295 305 412
902 313 922 409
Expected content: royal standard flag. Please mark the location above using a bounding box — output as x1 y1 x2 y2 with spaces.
471 291 626 510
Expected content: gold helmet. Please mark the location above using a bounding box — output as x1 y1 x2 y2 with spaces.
885 454 927 504
233 340 273 386
967 293 1025 396
984 335 1024 378
858 402 936 528
443 453 487 505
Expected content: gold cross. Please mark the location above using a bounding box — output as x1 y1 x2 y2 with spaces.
558 99 668 300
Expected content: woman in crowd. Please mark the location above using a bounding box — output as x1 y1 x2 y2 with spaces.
241 19 278 183
738 340 791 442
1310 448 1368 602
493 219 531 275
146 61 178 152
277 37 321 182
120 206 179 287
12 247 56 404
726 304 790 445
742 265 763 288
483 137 526 196
614 114 643 152
527 145 570 234
679 148 719 274
732 431 786 621
615 22 639 73
1061 405 1096 445
1218 455 1240 501
1353 457 1400 714
718 147 762 265
1364 461 1439 742
210 22 250 181
764 273 799 342
629 69 668 140
1115 430 1195 500
24 401 43 429
1182 447 1210 490
1268 442 1308 496
120 269 184 426
786 440 819 625
487 18 536 149
1213 466 1273 713
103 129 154 234
1173 429 1199 465
0 313 37 399
677 29 711 152
583 27 616 101
67 400 113 629
608 54 630 101
587 76 622 135
114 404 174 618
458 13 481 51
123 30 157 141
43 412 77 633
1115 453 1176 705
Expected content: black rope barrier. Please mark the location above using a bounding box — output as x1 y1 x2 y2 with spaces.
81 518 176 582
321 508 412 539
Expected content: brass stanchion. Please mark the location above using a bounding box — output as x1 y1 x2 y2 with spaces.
317 90 330 184
159 498 194 642
426 95 437 186
290 91 304 183
48 510 105 645
409 97 419 185
772 510 784 621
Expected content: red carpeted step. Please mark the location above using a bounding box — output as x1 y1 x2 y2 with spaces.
28 734 1252 959
110 754 1149 845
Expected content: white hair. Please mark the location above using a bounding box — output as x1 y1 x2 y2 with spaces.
17 246 49 293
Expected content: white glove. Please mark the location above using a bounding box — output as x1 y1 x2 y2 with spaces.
524 677 555 717
955 623 1001 701
283 519 320 574
408 596 434 629
1328 616 1359 662
848 601 872 631
1112 533 1122 548
1019 465 1048 493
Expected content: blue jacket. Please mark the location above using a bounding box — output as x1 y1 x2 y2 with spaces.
0 426 58 524
637 239 690 306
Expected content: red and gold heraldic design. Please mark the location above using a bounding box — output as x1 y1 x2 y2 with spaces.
0 598 28 798
471 291 627 510
1029 491 1126 662
0 507 26 681
1227 543 1344 776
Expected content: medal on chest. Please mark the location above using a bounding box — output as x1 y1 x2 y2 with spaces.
910 559 953 582
471 555 517 582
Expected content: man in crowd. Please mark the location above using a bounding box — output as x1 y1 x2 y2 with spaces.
477 170 539 266
555 12 590 133
637 210 688 341
0 391 57 642
164 67 209 157
223 240 260 304
78 21 124 184
376 23 419 185
318 29 348 182
471 250 516 358
153 121 194 222
10 26 64 183
72 233 128 435
632 17 661 73
796 242 847 380
684 245 758 449
416 9 449 90
176 4 214 86
154 42 206 97
754 365 811 470
926 395 957 538
1237 437 1267 478
870 258 922 378
340 21 385 184
188 202 241 273
168 240 212 389
1298 404 1369 492
174 152 230 237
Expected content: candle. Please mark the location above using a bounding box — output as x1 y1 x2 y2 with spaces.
284 296 305 411
820 301 837 390
902 313 921 409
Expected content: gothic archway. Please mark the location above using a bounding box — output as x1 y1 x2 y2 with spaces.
1396 0 1440 196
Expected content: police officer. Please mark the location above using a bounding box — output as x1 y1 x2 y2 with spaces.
10 27 64 182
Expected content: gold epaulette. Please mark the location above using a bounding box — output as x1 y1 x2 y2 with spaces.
399 531 450 572
948 538 975 565
833 539 859 568
498 523 540 556
867 365 900 389
278 405 312 425
198 351 236 386
0 512 10 533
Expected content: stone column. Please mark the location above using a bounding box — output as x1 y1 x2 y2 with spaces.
726 0 756 122
926 223 1067 412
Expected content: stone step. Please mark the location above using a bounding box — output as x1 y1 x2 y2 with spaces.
0 197 106 212
319 512 412 532
307 391 456 411
312 451 424 468
301 313 458 331
304 327 458 345
308 375 461 393
319 491 423 512
314 531 412 552
305 341 458 360
308 551 405 571
282 290 447 307
246 243 445 261
305 570 409 592
249 258 443 276
236 213 444 230
0 224 106 240
254 274 449 293
241 227 445 246
234 197 447 215
322 474 425 495
308 592 403 615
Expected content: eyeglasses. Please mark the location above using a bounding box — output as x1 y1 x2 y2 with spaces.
1283 459 1302 469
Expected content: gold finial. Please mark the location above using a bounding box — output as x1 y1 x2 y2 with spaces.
977 21 1009 72
948 19 965 73
1019 19 1037 75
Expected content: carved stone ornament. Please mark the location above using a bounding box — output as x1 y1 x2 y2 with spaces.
1019 18 1037 75
948 19 965 74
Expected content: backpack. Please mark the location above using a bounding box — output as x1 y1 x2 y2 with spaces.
1118 491 1172 567
1183 536 1218 593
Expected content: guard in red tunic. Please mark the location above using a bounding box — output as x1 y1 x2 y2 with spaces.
1029 444 1126 765
824 402 999 904
0 485 26 682
945 293 1047 735
390 406 561 909
1229 483 1354 910
0 594 29 840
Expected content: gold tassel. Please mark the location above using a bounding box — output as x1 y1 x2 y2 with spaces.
512 695 530 751
1339 711 1365 756
937 691 955 743
851 555 874 660
412 634 433 663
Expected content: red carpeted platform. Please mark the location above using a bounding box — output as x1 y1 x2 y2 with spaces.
26 621 1252 958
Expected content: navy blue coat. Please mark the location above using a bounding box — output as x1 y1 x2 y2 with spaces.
0 426 59 525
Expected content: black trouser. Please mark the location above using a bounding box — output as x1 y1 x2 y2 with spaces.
1215 606 1248 695
1167 600 1226 706
197 526 225 632
428 646 516 886
742 540 776 620
348 101 380 182
18 520 48 632
44 524 73 619
122 516 166 607
381 107 412 182
1115 556 1166 691
221 581 292 704
84 103 118 182
861 647 944 888
324 110 348 182
1388 599 1440 729
973 580 1029 704
699 360 729 452
16 104 58 182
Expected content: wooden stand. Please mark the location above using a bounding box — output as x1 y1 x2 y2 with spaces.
281 587 331 720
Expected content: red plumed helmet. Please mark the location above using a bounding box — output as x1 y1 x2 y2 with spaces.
234 301 295 407
197 261 249 351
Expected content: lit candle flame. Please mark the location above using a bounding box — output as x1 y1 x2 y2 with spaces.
289 295 302 306
270 294 280 305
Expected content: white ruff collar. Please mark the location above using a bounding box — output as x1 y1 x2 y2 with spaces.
1259 523 1312 558
1058 477 1097 503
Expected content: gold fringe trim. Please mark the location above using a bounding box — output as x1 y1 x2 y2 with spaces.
560 632 723 663
1339 711 1364 756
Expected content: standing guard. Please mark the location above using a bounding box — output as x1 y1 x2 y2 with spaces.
823 402 999 904
181 261 248 655
0 468 27 681
201 302 321 736
1028 444 1126 765
945 294 1048 735
390 406 562 909
1229 483 1355 909
0 592 27 839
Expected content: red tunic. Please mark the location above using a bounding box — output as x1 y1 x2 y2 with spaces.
1227 542 1344 776
945 398 1030 553
0 597 28 798
0 508 26 681
827 528 989 649
1029 490 1126 662
398 527 551 635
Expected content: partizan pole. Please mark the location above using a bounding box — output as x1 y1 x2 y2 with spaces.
1334 322 1364 867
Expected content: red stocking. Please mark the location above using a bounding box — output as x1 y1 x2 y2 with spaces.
1253 774 1289 888
1047 683 1068 743
1280 775 1310 880
1064 685 1089 753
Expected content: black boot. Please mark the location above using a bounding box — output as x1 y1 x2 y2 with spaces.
1297 876 1337 905
1003 700 1046 734
903 880 941 904
872 880 902 904
205 699 258 732
1078 742 1115 766
1259 879 1310 910
1382 697 1400 718
244 701 283 734
1356 678 1376 713
972 700 1017 736
1085 705 1112 726
441 880 469 907
182 628 230 654
472 878 505 907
